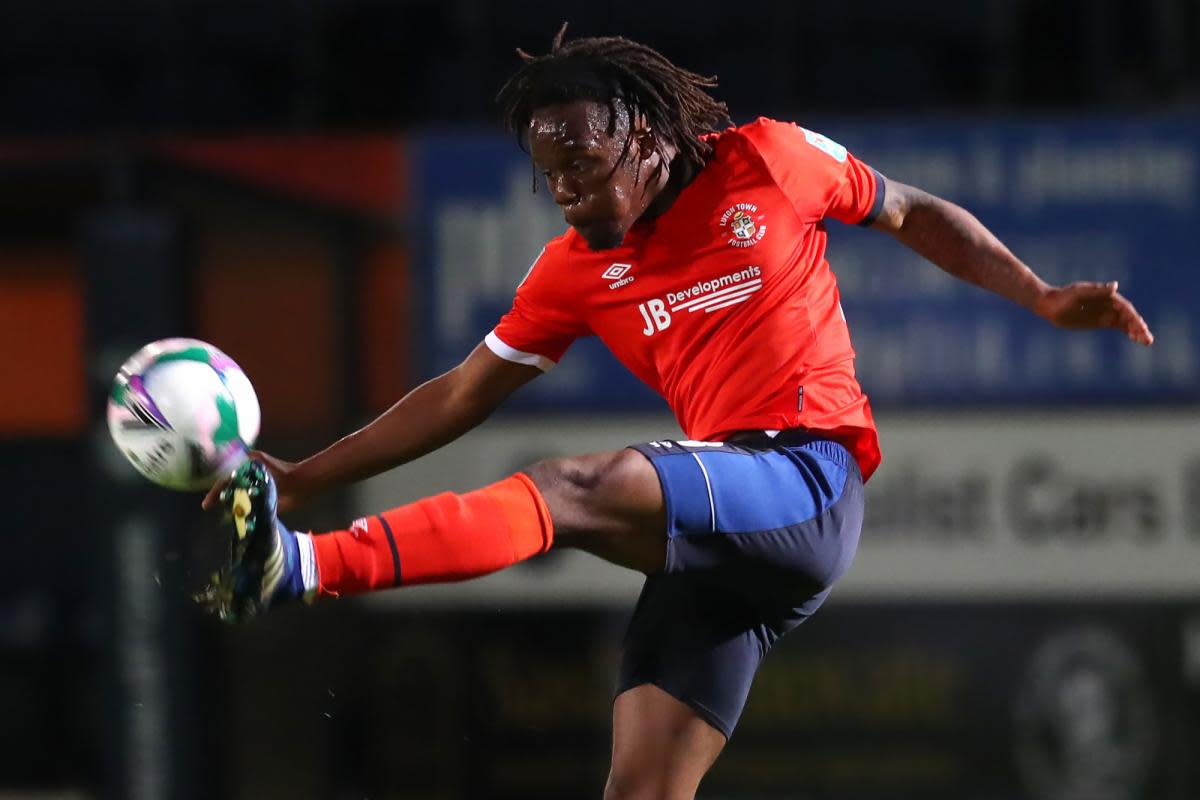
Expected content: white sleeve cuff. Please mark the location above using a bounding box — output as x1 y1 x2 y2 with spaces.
484 331 556 372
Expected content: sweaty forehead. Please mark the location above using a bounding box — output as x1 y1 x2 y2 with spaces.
528 100 626 155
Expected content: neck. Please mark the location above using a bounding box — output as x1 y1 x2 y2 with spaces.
639 153 697 223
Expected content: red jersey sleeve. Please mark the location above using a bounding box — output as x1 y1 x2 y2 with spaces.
741 118 884 227
486 237 588 371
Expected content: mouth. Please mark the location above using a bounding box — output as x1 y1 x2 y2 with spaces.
562 206 591 227
573 221 625 250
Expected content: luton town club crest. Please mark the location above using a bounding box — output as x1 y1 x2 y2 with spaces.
720 202 767 248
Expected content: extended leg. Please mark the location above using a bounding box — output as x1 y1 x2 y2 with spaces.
204 448 670 617
309 447 668 591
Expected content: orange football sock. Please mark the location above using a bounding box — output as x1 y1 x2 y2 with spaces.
310 473 554 596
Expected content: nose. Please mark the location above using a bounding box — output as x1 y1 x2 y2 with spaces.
548 174 578 207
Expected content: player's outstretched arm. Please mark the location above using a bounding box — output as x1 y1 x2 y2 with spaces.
870 176 1154 346
201 343 541 511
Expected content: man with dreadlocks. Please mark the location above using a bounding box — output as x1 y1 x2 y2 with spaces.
204 24 1153 798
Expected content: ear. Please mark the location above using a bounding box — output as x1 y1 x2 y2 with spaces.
632 125 659 164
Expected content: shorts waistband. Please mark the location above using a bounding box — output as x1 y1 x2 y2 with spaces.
726 429 854 469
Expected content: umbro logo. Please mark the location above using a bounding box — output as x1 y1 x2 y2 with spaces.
602 263 631 280
604 263 636 290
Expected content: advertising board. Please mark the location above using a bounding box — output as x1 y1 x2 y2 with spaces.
409 119 1200 410
357 412 1200 604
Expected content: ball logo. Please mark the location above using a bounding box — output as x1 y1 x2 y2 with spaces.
126 438 175 477
720 203 767 248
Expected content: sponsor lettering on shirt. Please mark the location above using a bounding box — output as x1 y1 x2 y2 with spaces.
638 266 763 336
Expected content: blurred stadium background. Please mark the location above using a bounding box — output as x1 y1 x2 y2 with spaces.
1 1 1198 798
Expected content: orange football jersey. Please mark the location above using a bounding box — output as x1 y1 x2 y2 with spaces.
487 118 885 479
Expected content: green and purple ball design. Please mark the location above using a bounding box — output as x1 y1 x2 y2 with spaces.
107 338 260 491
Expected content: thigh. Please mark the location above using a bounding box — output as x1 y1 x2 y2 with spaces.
617 572 785 740
606 684 726 800
616 543 852 740
630 437 864 597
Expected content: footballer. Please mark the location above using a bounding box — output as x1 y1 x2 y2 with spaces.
201 25 1153 799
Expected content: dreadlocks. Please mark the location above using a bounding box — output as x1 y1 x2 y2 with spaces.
497 23 731 172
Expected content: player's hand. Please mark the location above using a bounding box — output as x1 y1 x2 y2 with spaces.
1034 281 1154 345
201 450 308 513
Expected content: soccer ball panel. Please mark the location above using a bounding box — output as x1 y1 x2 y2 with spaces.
222 367 261 445
144 360 233 444
106 415 197 490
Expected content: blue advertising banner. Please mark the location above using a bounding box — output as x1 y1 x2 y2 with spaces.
822 117 1199 406
409 118 1199 410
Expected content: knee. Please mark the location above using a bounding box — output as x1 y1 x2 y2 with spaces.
524 450 664 562
525 454 591 495
524 456 589 511
524 454 610 536
525 449 650 511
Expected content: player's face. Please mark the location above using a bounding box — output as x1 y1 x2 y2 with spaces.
528 100 658 251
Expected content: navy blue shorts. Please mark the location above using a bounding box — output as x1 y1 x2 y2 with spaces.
618 431 864 738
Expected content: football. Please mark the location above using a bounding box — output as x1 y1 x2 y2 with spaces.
107 338 261 490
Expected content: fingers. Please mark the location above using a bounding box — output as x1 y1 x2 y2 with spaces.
1073 280 1119 299
200 452 275 511
1088 282 1153 345
248 449 287 474
1073 281 1154 346
202 450 264 509
201 476 230 510
1112 292 1154 345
